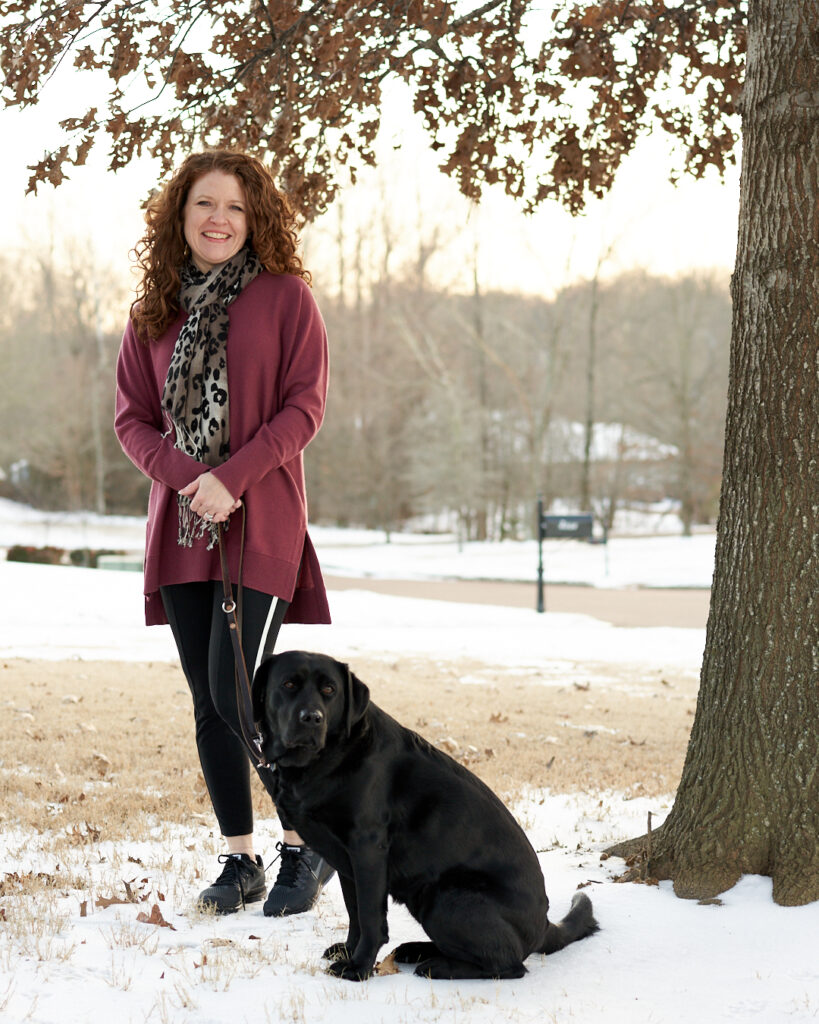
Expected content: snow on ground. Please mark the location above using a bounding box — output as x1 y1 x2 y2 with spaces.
311 525 717 590
0 499 709 669
2 791 817 1024
0 498 716 589
0 498 147 554
2 502 817 1023
0 559 704 674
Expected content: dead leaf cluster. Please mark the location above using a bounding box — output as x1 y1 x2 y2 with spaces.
1 1 745 219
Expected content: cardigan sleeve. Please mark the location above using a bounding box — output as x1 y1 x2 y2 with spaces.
210 280 329 499
114 319 205 490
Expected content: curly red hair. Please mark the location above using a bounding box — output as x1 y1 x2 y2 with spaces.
131 149 311 342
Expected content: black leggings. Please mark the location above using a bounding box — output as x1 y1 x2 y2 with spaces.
161 581 289 837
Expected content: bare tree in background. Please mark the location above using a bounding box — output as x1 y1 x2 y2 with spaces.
579 238 619 511
0 247 129 510
622 272 731 534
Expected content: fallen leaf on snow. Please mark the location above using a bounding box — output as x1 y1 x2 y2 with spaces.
96 895 132 909
375 953 400 976
136 904 176 930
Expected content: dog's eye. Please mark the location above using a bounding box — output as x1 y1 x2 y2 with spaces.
282 679 296 690
320 684 335 696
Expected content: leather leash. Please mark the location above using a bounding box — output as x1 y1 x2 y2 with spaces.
217 515 283 772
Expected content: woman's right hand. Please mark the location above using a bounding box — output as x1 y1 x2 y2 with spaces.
180 473 241 524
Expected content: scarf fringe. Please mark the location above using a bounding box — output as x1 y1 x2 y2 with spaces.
177 496 224 550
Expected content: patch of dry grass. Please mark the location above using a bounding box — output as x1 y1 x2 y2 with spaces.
0 654 695 848
0 659 207 847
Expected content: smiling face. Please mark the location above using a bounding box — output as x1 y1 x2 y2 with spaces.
183 170 249 273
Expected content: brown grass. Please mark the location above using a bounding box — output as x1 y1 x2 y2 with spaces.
0 654 696 848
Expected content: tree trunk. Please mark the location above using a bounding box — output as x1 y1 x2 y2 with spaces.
610 1 819 906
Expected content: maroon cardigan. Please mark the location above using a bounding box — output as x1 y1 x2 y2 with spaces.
115 272 331 627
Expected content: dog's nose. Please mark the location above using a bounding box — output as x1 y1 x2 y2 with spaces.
299 708 324 725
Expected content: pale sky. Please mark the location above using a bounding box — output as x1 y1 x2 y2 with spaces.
5 60 741 308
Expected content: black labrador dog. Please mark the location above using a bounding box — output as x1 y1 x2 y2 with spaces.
252 650 598 981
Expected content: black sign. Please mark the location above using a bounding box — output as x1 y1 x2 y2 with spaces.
539 514 594 540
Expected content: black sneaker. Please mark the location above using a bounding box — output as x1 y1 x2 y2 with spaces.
197 853 266 915
263 842 335 916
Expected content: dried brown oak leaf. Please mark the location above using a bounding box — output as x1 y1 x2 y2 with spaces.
136 904 176 930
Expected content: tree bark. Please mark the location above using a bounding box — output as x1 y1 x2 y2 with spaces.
610 0 819 906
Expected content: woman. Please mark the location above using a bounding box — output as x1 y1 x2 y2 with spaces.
115 149 334 916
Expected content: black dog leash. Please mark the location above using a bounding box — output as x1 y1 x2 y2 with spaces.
217 517 284 772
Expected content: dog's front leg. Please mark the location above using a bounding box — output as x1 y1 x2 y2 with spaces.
326 841 389 982
323 871 361 962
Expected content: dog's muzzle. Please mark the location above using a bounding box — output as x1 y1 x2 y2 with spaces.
280 706 327 753
299 708 324 726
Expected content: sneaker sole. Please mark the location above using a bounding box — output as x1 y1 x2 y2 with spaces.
197 889 267 915
263 886 327 917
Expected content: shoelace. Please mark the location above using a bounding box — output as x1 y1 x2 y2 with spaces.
271 842 316 888
213 853 252 900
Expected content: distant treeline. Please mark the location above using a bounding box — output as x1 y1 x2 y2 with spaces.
1 257 729 538
305 268 730 539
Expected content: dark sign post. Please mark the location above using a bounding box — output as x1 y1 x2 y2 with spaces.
536 495 546 613
536 496 597 613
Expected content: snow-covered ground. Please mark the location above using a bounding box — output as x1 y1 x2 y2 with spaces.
3 798 815 1024
0 558 705 672
0 497 716 589
1 501 817 1023
311 525 717 591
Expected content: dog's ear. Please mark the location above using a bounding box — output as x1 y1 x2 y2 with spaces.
344 664 370 737
252 655 277 724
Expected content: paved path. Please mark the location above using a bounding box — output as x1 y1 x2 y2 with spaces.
324 576 710 629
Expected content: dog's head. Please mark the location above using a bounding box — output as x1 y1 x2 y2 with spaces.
251 651 370 768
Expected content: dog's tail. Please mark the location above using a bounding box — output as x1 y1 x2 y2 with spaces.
539 891 599 954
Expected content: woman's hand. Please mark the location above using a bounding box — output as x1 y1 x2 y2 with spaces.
180 473 241 524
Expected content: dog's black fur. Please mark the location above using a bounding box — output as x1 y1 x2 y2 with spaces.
252 651 598 981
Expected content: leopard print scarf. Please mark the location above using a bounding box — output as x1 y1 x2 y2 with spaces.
162 246 263 547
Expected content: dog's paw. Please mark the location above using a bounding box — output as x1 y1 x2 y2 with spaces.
323 942 352 961
392 941 436 964
326 958 373 981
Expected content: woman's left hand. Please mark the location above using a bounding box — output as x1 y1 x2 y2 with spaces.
180 473 241 524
